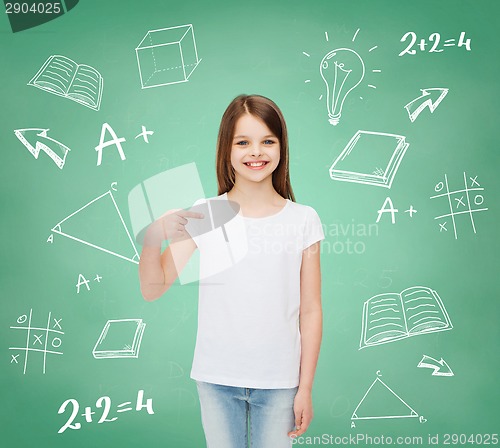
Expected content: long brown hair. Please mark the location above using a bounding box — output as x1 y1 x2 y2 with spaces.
216 94 295 201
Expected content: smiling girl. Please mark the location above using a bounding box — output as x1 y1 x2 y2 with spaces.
139 94 324 448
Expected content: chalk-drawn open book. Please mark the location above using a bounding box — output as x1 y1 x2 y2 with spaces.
28 55 103 111
360 286 452 349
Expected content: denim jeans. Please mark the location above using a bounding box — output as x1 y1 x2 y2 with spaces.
196 381 298 448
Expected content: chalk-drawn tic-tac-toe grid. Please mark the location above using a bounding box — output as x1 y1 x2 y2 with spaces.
430 172 488 239
9 309 64 374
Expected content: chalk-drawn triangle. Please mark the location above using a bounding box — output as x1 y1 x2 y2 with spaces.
352 377 418 421
51 190 140 264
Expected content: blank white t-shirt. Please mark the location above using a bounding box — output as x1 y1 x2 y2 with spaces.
187 193 325 389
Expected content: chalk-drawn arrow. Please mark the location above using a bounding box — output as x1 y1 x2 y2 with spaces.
417 354 454 376
14 128 71 169
404 88 449 122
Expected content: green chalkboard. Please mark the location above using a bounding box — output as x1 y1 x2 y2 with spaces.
1 0 499 447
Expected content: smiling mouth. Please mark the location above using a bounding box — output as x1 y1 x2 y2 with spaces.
244 161 269 167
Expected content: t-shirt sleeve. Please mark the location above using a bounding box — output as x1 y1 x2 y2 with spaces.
303 206 325 250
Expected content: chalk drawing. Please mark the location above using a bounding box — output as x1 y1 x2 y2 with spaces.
28 55 103 110
417 354 454 377
135 125 154 143
320 47 365 126
92 319 146 359
303 28 381 123
51 188 140 264
330 130 409 188
399 31 471 56
76 273 102 293
360 286 452 349
352 373 421 426
14 128 71 169
9 309 63 374
405 88 449 122
136 24 202 89
58 389 154 433
430 172 488 239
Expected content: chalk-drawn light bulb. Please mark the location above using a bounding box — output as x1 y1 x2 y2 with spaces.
320 48 365 126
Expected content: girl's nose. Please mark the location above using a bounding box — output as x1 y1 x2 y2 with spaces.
249 143 263 156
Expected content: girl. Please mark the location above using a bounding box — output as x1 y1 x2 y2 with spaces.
139 94 324 448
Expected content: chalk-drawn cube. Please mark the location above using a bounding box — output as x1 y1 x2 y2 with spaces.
135 24 201 89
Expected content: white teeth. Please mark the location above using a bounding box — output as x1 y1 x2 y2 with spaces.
246 162 266 167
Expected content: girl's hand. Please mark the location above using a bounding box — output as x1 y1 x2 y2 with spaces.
288 388 313 439
144 209 204 246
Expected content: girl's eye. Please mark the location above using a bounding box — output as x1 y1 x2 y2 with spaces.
235 141 248 146
264 140 276 145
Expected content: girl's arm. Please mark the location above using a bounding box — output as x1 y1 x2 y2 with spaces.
138 210 201 301
288 241 322 439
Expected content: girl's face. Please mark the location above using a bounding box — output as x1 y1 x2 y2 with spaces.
230 113 280 186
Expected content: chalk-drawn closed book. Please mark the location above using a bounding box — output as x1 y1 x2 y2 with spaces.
329 130 409 188
28 55 103 111
93 319 146 359
359 286 452 349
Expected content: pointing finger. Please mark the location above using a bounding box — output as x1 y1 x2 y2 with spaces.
177 210 205 219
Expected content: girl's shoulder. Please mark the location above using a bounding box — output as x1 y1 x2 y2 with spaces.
286 199 321 217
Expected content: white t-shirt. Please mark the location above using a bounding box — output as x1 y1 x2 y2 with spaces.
187 193 325 389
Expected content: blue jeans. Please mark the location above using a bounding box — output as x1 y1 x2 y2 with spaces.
196 381 298 448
